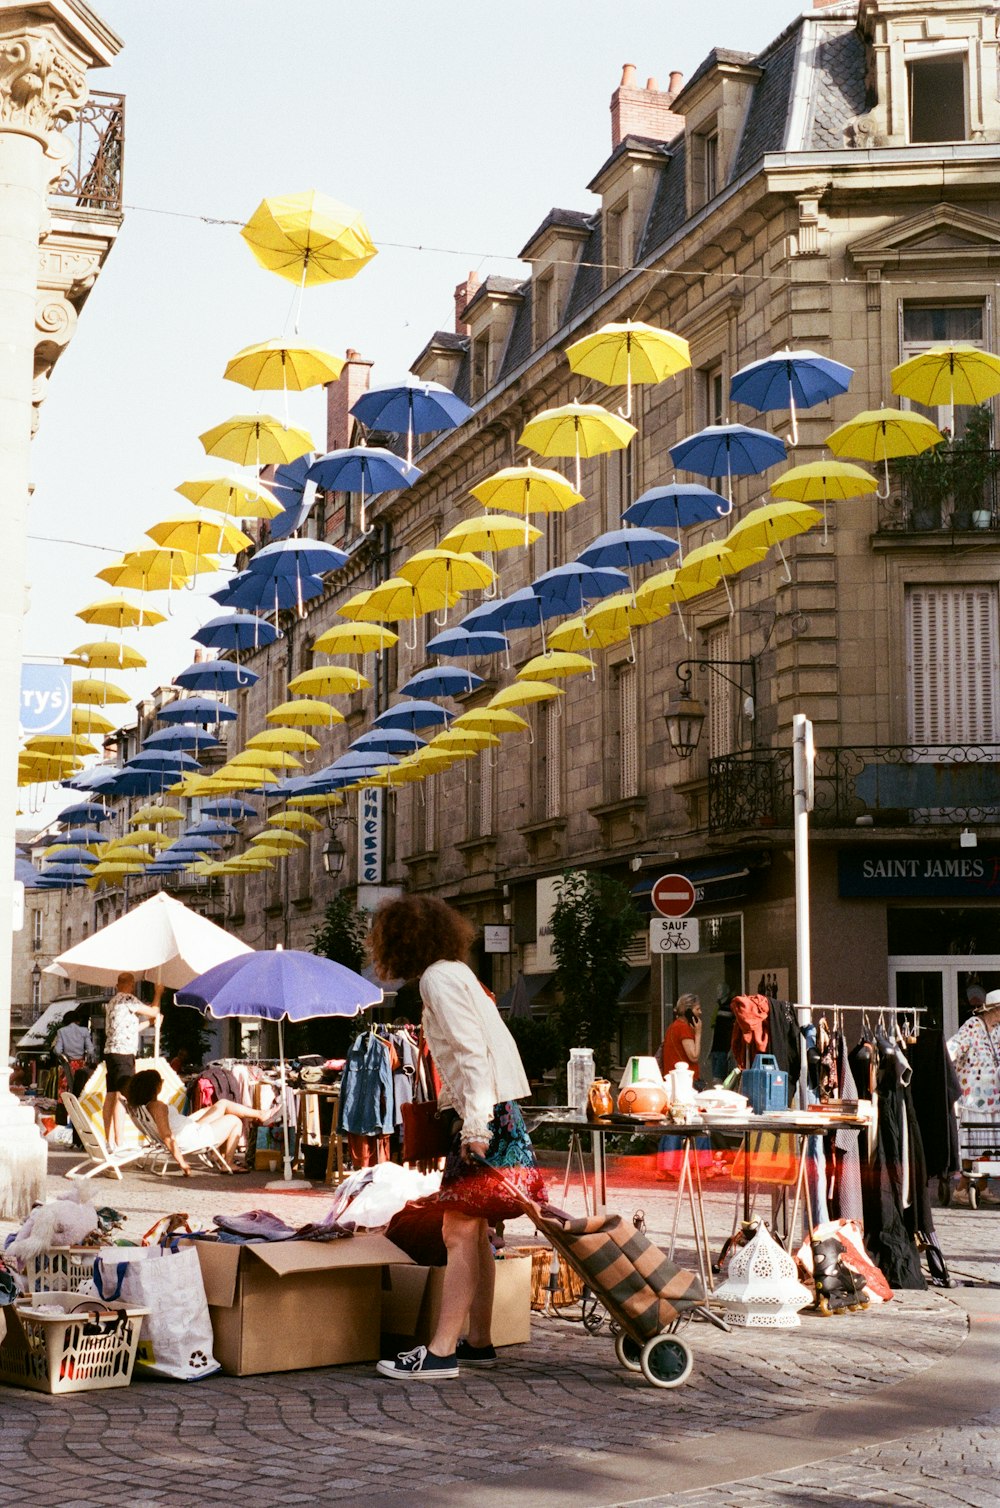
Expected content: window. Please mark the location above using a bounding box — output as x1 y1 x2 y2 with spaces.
544 511 565 574
900 303 988 439
907 586 999 744
414 777 437 854
471 333 491 400
908 53 967 144
699 362 725 428
707 624 735 759
31 910 42 951
534 273 554 346
468 751 494 838
608 662 639 801
602 446 634 530
31 971 42 1010
536 699 561 820
703 130 719 200
604 200 629 284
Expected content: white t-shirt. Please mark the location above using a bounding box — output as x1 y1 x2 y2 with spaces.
104 992 142 1055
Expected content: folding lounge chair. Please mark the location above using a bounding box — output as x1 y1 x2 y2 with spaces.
126 1104 233 1175
61 1092 152 1181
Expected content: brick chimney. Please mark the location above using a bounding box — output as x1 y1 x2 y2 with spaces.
610 64 685 148
454 272 481 335
326 348 373 451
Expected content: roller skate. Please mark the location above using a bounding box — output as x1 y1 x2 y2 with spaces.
810 1236 869 1315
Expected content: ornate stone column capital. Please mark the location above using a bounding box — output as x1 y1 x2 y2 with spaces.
0 21 89 140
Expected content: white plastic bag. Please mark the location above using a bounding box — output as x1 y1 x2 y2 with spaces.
93 1245 220 1381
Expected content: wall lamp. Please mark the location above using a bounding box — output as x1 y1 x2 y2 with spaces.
666 657 758 759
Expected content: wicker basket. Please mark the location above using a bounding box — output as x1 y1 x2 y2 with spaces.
23 1247 99 1294
0 1292 147 1394
508 1244 584 1310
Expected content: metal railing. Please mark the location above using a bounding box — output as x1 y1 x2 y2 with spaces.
708 744 1000 835
50 91 125 213
877 450 1000 534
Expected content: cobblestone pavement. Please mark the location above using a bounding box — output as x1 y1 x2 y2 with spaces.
0 1152 997 1508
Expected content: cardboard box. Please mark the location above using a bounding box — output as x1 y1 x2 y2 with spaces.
189 1235 413 1377
381 1254 532 1348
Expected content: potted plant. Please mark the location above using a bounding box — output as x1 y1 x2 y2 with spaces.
951 404 996 529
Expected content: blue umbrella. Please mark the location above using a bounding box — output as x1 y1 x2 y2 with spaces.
199 798 256 819
530 562 630 613
730 349 853 445
193 613 279 654
36 875 77 889
669 423 786 502
15 855 41 889
127 751 202 774
185 818 239 837
350 378 472 465
351 729 426 755
143 725 220 754
58 801 111 825
400 665 484 699
331 750 399 775
623 483 731 547
306 446 422 535
100 769 178 798
462 588 554 635
61 767 121 793
211 568 325 617
577 527 679 572
167 835 221 854
373 699 453 732
56 825 106 845
173 660 259 693
177 949 384 1183
157 695 237 726
269 454 316 540
426 626 510 659
43 845 96 867
248 538 348 578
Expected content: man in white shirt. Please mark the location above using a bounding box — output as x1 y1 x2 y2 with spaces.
102 973 163 1148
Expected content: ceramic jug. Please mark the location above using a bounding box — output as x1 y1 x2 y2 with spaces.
587 1079 614 1120
667 1063 696 1106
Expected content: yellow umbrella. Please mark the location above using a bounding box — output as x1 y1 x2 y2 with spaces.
470 464 583 517
71 706 116 736
517 651 595 681
120 830 172 848
440 515 542 554
634 568 714 622
312 621 398 657
891 344 1000 414
247 729 320 753
19 757 83 785
199 414 313 469
146 513 252 558
826 407 944 499
98 844 159 863
43 842 98 858
241 191 377 286
339 577 457 651
548 615 620 654
225 339 345 391
430 729 500 751
565 320 690 418
98 548 218 593
519 400 637 490
266 698 345 729
397 549 495 620
288 793 345 810
488 680 564 712
88 861 148 886
129 805 185 825
586 590 666 637
287 665 370 697
246 842 292 860
450 708 529 734
266 809 323 832
72 677 130 706
675 541 769 616
249 829 307 848
208 768 280 788
24 734 97 758
727 501 822 583
76 598 166 630
228 749 302 769
225 854 275 871
63 641 147 672
770 460 877 544
176 472 283 519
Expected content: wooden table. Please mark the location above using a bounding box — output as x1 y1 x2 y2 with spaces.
295 1085 348 1187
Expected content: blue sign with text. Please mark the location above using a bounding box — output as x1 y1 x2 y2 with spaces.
19 664 72 737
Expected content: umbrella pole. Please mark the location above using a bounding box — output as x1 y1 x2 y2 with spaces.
293 254 308 338
278 1017 292 1179
618 360 633 421
574 443 581 494
788 389 799 448
822 484 829 547
776 540 792 585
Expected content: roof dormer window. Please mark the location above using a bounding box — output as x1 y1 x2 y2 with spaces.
604 198 629 286
907 47 968 144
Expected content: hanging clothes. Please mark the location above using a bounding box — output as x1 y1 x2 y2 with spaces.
337 1030 395 1137
909 1029 962 1180
854 1037 926 1291
730 993 771 1068
828 1028 864 1222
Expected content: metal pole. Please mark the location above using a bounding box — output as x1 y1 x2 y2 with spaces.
792 713 814 1108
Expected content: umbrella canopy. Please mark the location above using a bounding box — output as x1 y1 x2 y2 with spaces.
176 472 283 519
25 734 97 759
520 400 636 490
306 446 421 534
825 407 944 498
247 728 320 753
127 751 201 774
890 344 1000 409
249 828 306 849
351 377 472 466
287 665 370 697
351 729 426 755
530 562 630 613
470 464 583 515
577 526 679 572
193 613 279 653
200 799 256 819
517 651 594 681
249 538 348 578
240 192 377 286
185 819 239 837
727 500 822 582
200 415 313 469
312 621 398 656
730 349 853 444
565 320 690 417
340 578 456 636
623 483 732 560
57 827 108 845
400 665 484 698
268 453 316 540
398 548 495 598
224 339 345 391
71 706 116 736
173 660 258 693
265 809 324 832
440 515 541 554
72 677 130 706
461 587 554 635
64 641 147 672
266 698 345 729
146 513 251 557
770 459 877 544
451 708 528 735
211 568 326 615
426 626 510 659
488 680 564 711
675 540 769 614
76 597 166 630
670 423 787 500
373 699 453 732
55 891 251 987
157 695 237 725
98 548 217 593
129 805 186 825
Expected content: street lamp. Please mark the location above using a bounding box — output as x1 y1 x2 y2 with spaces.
322 834 347 876
666 657 758 759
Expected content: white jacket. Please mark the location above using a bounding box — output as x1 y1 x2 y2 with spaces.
419 959 531 1145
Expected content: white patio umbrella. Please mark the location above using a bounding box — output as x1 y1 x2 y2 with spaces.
54 892 252 994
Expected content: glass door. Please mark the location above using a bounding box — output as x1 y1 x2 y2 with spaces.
888 956 1000 1039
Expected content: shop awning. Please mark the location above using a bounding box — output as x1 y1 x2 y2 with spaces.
631 857 755 913
617 966 650 1003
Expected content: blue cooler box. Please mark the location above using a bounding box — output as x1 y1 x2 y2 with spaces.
743 1054 789 1114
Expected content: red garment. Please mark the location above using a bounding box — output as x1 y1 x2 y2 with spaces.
730 994 771 1068
661 1019 696 1073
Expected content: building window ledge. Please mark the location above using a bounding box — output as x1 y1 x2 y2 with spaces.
455 834 498 875
402 850 440 887
589 795 647 847
519 816 567 864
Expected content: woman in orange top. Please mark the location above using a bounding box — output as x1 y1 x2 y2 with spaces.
661 993 702 1073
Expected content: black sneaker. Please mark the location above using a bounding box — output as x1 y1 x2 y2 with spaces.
456 1339 497 1368
376 1345 459 1381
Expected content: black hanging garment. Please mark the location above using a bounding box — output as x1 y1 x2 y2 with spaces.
907 1029 962 1181
854 1039 925 1290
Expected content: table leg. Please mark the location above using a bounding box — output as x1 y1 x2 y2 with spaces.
590 1129 607 1215
667 1139 690 1261
690 1149 714 1294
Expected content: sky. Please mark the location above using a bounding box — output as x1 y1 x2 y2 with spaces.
23 0 798 827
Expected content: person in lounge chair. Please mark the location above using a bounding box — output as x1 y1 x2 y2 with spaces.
125 1068 270 1174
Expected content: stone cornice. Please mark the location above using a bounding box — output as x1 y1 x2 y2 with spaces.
0 18 89 137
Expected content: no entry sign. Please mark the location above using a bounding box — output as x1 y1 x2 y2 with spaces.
651 872 696 919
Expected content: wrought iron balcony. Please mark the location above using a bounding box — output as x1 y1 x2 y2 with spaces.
877 449 1000 534
50 91 125 214
708 744 1000 835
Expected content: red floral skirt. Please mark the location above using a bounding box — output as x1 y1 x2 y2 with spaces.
438 1101 546 1221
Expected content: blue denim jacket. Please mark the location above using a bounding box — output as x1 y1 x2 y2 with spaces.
337 1031 395 1135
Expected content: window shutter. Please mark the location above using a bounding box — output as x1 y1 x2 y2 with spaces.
907 585 999 743
480 750 494 836
707 624 733 758
618 663 638 798
543 699 561 819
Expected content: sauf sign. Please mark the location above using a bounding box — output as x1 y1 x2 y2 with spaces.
358 787 383 885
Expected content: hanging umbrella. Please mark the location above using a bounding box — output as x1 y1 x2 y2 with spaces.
519 400 637 492
726 500 823 583
56 832 107 851
177 946 383 1185
622 482 731 561
63 641 147 672
577 527 679 573
426 626 510 659
488 681 564 712
56 891 251 988
72 677 130 706
211 568 326 619
247 728 320 754
70 706 116 736
451 708 528 735
193 613 279 654
730 349 853 444
890 344 1000 432
25 734 97 759
199 799 256 820
266 698 345 729
306 446 422 536
440 515 542 555
517 651 595 681
634 568 724 644
430 729 499 753
675 540 769 615
173 660 258 693
143 725 219 754
265 809 323 832
129 805 186 825
373 699 453 732
351 377 473 466
339 577 456 652
240 191 377 286
268 454 317 540
770 460 877 545
565 320 690 418
470 463 583 516
157 695 237 726
146 514 251 562
176 472 283 519
228 748 302 770
98 548 217 593
582 590 666 658
127 751 202 774
249 828 306 849
200 415 313 469
224 339 345 394
42 845 97 866
185 819 239 838
398 548 495 621
248 538 348 578
548 615 619 653
351 729 426 756
312 621 398 657
530 562 630 614
400 665 484 698
76 597 166 630
670 423 787 503
825 407 944 500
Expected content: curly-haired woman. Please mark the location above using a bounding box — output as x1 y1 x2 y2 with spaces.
370 893 544 1381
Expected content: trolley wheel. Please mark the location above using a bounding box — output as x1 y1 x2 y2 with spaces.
968 1182 979 1210
640 1334 693 1390
581 1289 605 1335
938 1176 952 1208
614 1332 642 1372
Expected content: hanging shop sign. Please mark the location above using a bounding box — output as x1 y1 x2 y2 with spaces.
19 663 72 737
484 924 511 954
839 847 1000 899
357 787 383 886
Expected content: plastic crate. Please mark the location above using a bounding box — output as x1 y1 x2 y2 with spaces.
0 1292 148 1394
23 1247 99 1294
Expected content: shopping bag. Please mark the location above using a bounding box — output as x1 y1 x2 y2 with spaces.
93 1244 219 1381
731 1131 799 1185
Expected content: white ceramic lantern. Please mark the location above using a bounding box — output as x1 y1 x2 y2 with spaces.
714 1221 815 1328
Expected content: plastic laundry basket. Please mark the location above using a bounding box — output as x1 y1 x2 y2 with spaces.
23 1247 99 1294
0 1292 147 1395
